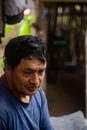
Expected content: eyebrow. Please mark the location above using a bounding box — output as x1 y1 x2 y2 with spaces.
23 68 46 72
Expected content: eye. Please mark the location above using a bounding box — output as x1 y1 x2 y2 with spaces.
38 69 46 74
23 70 33 75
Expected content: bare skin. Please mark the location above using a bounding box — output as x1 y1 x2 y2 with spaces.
3 58 47 103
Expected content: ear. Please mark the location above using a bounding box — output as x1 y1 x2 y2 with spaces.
4 63 12 74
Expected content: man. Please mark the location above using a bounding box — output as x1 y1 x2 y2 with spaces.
0 35 54 130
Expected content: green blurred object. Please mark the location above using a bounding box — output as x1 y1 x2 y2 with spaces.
5 24 14 34
18 15 36 36
0 58 4 74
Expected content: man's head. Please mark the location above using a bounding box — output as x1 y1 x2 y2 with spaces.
4 35 47 69
3 35 47 102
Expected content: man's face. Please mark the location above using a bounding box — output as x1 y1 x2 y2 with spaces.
6 58 46 99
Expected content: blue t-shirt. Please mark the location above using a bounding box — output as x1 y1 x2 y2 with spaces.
0 77 54 130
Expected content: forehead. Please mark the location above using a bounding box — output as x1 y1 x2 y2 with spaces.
17 58 47 70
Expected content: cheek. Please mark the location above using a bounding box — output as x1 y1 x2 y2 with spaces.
40 73 45 82
17 77 28 84
13 74 27 85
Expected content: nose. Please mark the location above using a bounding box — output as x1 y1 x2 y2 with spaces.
30 73 39 85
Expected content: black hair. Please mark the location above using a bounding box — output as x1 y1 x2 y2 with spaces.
4 35 47 69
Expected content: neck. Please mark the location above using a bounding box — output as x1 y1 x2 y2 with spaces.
20 96 30 103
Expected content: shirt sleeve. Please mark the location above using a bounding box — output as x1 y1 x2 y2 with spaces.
39 88 54 130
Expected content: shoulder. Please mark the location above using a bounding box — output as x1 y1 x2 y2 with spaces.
33 87 47 106
36 87 46 100
0 116 7 129
0 77 13 119
38 87 45 95
0 104 10 126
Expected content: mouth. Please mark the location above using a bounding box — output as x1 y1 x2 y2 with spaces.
25 86 39 92
30 87 39 91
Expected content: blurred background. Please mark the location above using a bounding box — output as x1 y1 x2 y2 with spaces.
0 0 87 117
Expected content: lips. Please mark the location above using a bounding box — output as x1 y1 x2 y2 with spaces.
25 86 39 92
30 87 38 91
